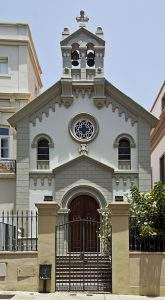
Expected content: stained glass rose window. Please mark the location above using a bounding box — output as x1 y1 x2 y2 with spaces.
69 113 99 143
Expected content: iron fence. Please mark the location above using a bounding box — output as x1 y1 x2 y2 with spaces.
129 217 165 252
56 219 112 292
0 211 38 251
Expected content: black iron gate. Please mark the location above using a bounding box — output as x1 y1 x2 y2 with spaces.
55 219 112 292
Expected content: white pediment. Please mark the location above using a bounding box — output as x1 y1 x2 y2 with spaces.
60 27 105 47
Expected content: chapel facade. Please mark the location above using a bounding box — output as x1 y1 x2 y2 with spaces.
5 11 157 219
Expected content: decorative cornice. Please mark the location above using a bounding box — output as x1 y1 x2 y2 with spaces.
109 202 130 216
113 173 138 186
9 79 157 131
73 86 93 98
0 107 16 113
0 92 31 99
29 99 56 126
30 172 53 186
8 81 61 127
105 80 157 128
107 96 138 126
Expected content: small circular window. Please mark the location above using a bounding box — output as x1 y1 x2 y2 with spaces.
69 113 99 143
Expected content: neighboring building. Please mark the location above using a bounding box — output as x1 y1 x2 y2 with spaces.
7 11 157 217
151 81 165 185
0 22 42 209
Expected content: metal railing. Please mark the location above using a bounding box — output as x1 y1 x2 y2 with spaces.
0 159 16 173
0 211 38 251
129 217 165 252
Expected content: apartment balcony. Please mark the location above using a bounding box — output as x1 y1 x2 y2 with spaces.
0 159 16 173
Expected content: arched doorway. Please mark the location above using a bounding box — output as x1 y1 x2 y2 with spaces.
68 195 100 252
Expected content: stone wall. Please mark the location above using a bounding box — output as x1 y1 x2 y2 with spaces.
54 156 113 206
0 252 38 292
129 252 165 296
138 118 152 192
16 119 30 211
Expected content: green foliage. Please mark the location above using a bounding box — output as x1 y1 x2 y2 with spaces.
99 206 111 255
129 181 165 238
100 182 165 247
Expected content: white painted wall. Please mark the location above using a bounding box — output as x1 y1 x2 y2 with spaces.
151 136 165 184
0 177 15 210
0 45 40 95
29 94 138 172
29 178 54 210
112 177 138 201
27 52 40 100
0 45 20 93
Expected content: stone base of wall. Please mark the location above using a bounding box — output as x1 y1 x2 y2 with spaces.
130 252 165 297
0 252 38 292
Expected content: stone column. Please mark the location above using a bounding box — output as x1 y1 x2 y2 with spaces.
16 119 30 211
109 202 130 294
138 118 152 192
35 202 59 292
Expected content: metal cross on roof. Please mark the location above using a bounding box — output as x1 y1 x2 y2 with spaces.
76 10 89 27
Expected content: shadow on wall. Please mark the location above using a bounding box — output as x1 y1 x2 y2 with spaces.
139 254 163 297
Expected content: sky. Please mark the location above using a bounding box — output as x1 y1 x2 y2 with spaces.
1 0 165 110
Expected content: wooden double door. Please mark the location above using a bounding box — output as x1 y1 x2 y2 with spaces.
68 195 100 252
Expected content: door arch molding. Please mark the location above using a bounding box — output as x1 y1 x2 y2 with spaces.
61 185 106 210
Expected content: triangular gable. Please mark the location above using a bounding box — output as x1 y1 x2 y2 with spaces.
53 155 114 173
8 78 158 129
60 27 105 46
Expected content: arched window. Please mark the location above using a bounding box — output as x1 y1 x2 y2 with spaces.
118 138 131 169
118 139 130 160
37 138 49 169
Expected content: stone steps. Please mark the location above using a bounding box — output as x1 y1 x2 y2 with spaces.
56 254 112 292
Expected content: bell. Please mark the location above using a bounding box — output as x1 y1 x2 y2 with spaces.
87 51 95 59
86 51 95 67
71 50 79 67
87 58 95 67
72 60 79 67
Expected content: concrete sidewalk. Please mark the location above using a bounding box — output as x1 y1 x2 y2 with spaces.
1 292 165 300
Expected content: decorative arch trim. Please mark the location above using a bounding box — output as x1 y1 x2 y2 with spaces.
61 185 106 210
113 133 136 148
31 133 54 148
